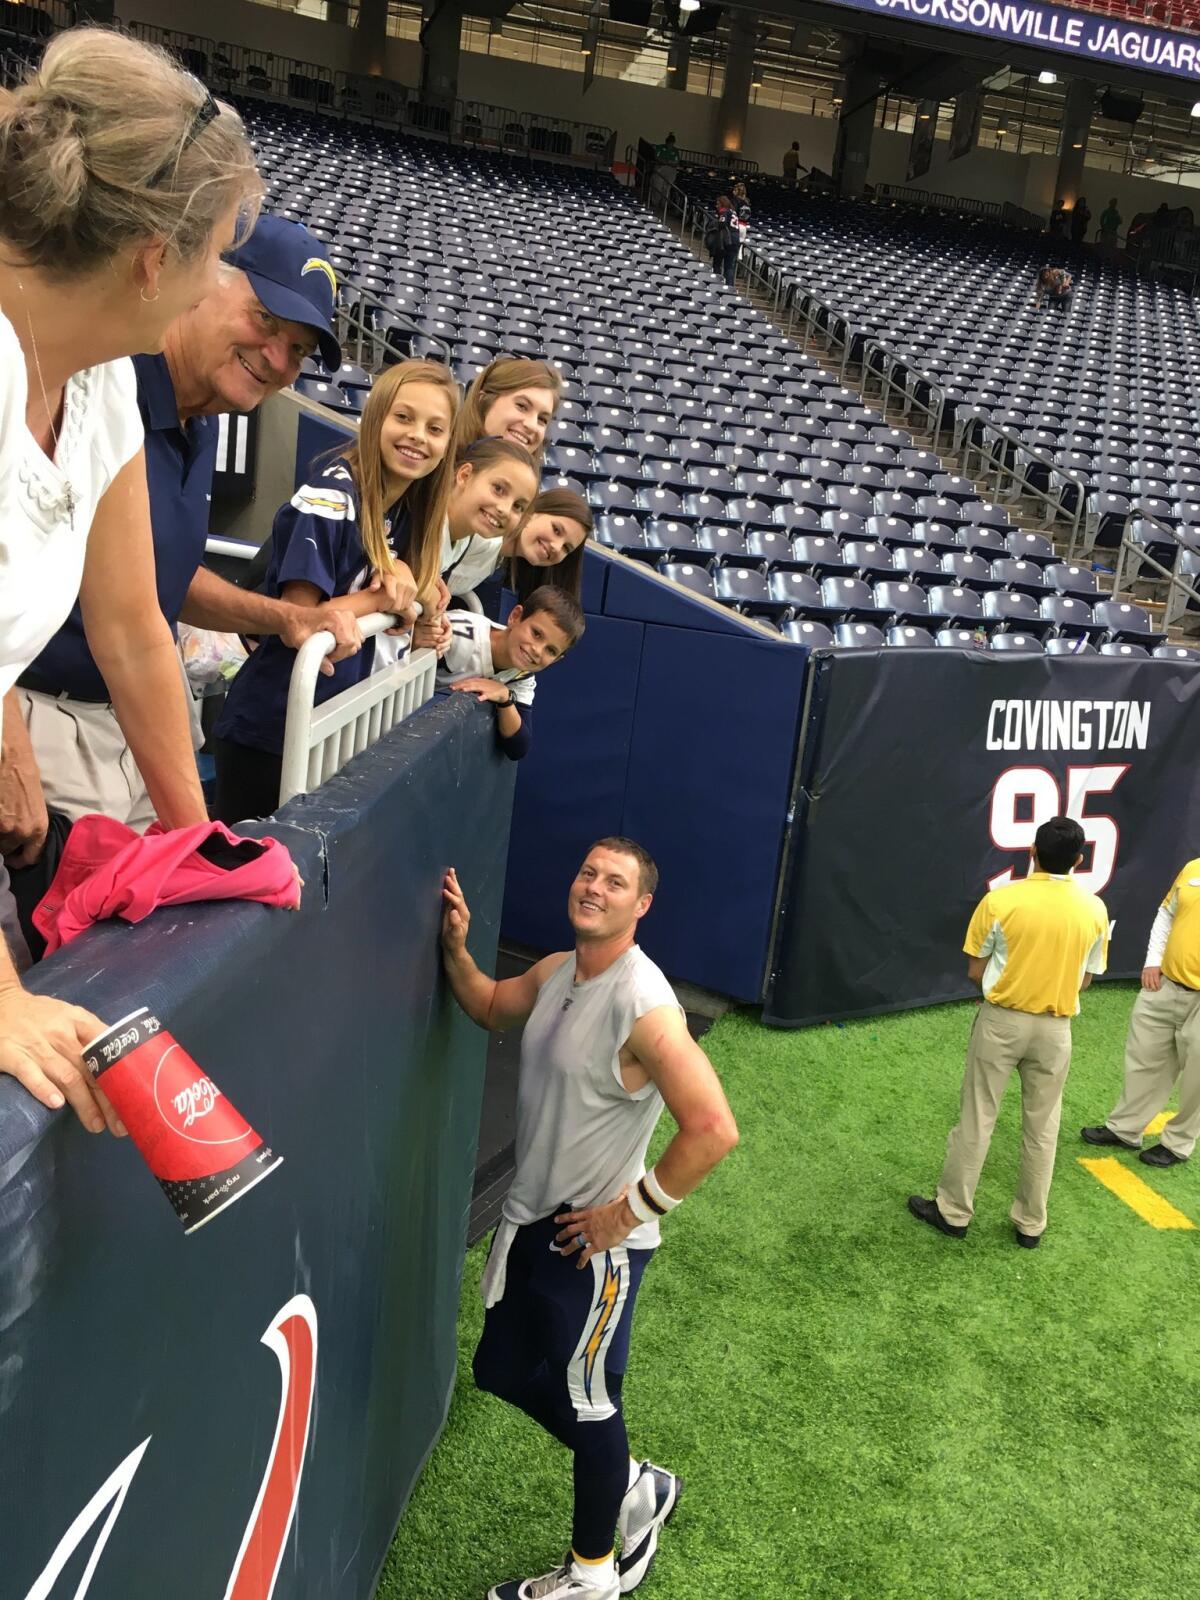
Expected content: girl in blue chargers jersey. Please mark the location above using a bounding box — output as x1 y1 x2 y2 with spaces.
212 358 459 822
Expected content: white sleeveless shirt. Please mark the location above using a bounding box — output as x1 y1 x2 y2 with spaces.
503 944 682 1251
0 307 143 738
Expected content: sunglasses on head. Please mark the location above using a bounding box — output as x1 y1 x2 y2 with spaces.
148 82 220 187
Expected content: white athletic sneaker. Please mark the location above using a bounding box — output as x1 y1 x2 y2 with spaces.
487 1563 619 1600
617 1462 684 1593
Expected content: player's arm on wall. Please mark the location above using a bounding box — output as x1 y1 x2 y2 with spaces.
440 867 567 1029
627 1005 739 1199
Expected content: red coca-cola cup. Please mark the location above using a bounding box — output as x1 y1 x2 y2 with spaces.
82 1007 283 1234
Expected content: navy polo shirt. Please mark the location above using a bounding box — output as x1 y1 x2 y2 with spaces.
22 353 217 702
215 462 411 757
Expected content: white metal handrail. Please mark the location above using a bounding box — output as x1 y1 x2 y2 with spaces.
204 536 258 561
279 612 436 805
1112 508 1200 631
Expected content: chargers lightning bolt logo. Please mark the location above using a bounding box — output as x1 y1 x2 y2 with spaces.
301 257 338 296
582 1257 622 1403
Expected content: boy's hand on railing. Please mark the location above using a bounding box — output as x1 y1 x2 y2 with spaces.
451 677 511 705
280 604 363 676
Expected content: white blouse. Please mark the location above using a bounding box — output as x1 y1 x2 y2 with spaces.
0 306 144 737
440 515 504 598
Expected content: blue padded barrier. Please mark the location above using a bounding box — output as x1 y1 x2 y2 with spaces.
503 612 644 953
1 698 514 1599
504 550 809 1000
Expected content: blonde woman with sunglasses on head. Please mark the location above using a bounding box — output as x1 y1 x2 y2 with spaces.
0 28 261 1133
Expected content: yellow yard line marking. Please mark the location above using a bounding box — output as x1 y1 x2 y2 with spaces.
1145 1112 1176 1137
1078 1157 1196 1230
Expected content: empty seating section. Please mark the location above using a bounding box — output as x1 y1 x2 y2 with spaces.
755 201 1198 534
247 102 1181 653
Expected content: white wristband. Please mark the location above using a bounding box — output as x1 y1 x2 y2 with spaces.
628 1167 681 1225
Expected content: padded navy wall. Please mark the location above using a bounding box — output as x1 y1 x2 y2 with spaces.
0 698 513 1599
503 551 809 1000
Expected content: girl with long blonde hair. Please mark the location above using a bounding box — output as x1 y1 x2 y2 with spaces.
213 360 460 822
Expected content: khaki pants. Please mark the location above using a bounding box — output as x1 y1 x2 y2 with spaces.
1106 978 1200 1158
937 1000 1073 1237
17 664 203 833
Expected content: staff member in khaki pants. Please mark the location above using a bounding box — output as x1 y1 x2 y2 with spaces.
909 817 1109 1249
1081 855 1200 1168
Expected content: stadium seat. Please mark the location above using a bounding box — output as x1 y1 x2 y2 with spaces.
990 559 1048 595
644 520 701 556
768 570 822 612
935 628 986 650
886 625 936 648
1047 564 1100 598
833 621 886 649
989 633 1043 653
873 580 930 622
1099 642 1150 657
1093 601 1162 643
1153 645 1200 662
842 541 895 579
782 619 835 648
928 585 983 624
591 514 646 552
885 542 937 582
658 562 716 602
1045 636 1098 657
714 567 770 611
820 576 882 619
983 590 1046 633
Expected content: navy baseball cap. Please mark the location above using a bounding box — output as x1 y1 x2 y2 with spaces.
223 215 342 371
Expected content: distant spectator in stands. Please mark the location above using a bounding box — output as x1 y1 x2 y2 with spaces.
1070 196 1092 246
212 360 460 823
1033 265 1073 314
435 587 585 761
5 218 358 841
0 28 260 1127
708 195 743 288
443 458 591 603
1099 198 1122 247
1048 206 1067 238
783 141 801 185
459 357 563 464
656 132 679 165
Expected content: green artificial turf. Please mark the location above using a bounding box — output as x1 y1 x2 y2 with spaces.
378 985 1200 1600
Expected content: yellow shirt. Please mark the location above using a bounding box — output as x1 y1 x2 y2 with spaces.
1159 858 1200 990
964 872 1109 1017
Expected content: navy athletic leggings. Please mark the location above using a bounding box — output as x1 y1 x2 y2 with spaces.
474 1212 652 1560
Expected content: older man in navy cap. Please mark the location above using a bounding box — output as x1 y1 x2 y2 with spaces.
0 218 363 853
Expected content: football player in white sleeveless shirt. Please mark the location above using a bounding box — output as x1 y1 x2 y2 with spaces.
442 839 738 1600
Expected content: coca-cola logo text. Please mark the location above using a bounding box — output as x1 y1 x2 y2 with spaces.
172 1075 223 1128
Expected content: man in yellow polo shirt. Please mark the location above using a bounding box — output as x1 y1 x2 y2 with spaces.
1081 854 1200 1168
909 816 1109 1248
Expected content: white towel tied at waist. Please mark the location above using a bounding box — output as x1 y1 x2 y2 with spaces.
480 1218 519 1309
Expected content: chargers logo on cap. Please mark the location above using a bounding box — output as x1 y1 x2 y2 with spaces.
301 257 338 296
